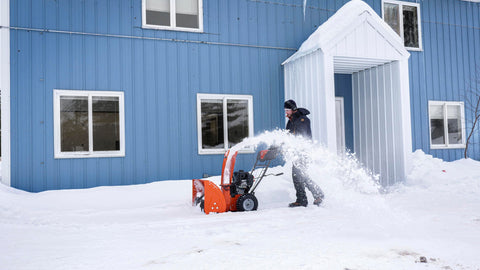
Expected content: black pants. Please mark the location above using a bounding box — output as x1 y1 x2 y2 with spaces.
292 163 324 204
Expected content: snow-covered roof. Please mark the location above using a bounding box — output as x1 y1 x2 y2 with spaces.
283 0 409 65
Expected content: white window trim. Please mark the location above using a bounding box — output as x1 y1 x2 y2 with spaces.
428 100 466 149
382 0 423 51
54 90 126 159
141 0 204 32
197 93 254 155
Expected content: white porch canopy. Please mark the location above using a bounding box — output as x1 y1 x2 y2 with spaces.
282 0 412 185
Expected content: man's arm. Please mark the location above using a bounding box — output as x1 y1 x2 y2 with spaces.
296 117 312 139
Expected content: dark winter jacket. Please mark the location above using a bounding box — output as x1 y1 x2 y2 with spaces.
286 108 312 139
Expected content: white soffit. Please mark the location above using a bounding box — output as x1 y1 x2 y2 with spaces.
334 56 392 74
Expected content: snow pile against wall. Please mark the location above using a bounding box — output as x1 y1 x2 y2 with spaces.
404 150 480 191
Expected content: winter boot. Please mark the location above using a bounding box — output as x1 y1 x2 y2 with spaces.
289 201 307 207
313 197 323 206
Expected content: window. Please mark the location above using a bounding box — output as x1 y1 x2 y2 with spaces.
429 101 465 149
382 0 422 50
54 90 125 158
142 0 203 32
197 94 254 154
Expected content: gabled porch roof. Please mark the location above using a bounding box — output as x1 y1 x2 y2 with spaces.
283 0 409 71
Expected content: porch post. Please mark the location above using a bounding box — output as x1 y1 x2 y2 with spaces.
398 58 413 176
323 54 337 153
1 0 11 186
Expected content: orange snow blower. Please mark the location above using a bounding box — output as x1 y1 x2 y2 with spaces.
192 148 281 214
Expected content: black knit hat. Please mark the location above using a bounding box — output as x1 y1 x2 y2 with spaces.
284 99 297 110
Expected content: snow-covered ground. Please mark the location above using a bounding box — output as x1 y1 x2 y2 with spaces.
1 131 480 269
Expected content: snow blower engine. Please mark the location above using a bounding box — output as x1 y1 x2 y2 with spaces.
192 147 281 214
230 170 254 197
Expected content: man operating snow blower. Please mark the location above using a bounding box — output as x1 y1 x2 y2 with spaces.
284 99 325 207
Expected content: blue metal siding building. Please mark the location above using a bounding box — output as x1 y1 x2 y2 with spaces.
4 0 480 192
409 0 480 161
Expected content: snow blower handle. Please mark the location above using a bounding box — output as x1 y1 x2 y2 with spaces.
259 172 284 178
257 147 279 162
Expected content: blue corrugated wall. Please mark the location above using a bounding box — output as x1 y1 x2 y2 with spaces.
409 0 480 161
9 0 480 191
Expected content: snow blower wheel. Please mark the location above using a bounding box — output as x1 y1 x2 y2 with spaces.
236 194 258 211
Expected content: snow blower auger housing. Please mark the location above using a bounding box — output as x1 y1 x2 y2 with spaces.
192 148 281 214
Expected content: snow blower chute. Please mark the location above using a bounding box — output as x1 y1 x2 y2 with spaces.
192 148 281 214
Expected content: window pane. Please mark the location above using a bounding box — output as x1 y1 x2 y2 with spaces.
431 119 445 145
146 0 170 26
384 3 400 36
60 96 89 152
93 97 120 151
403 5 419 48
227 99 249 148
201 99 224 149
447 105 462 144
430 104 445 145
176 0 199 28
429 104 443 119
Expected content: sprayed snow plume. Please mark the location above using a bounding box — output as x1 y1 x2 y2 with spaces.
231 130 381 198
